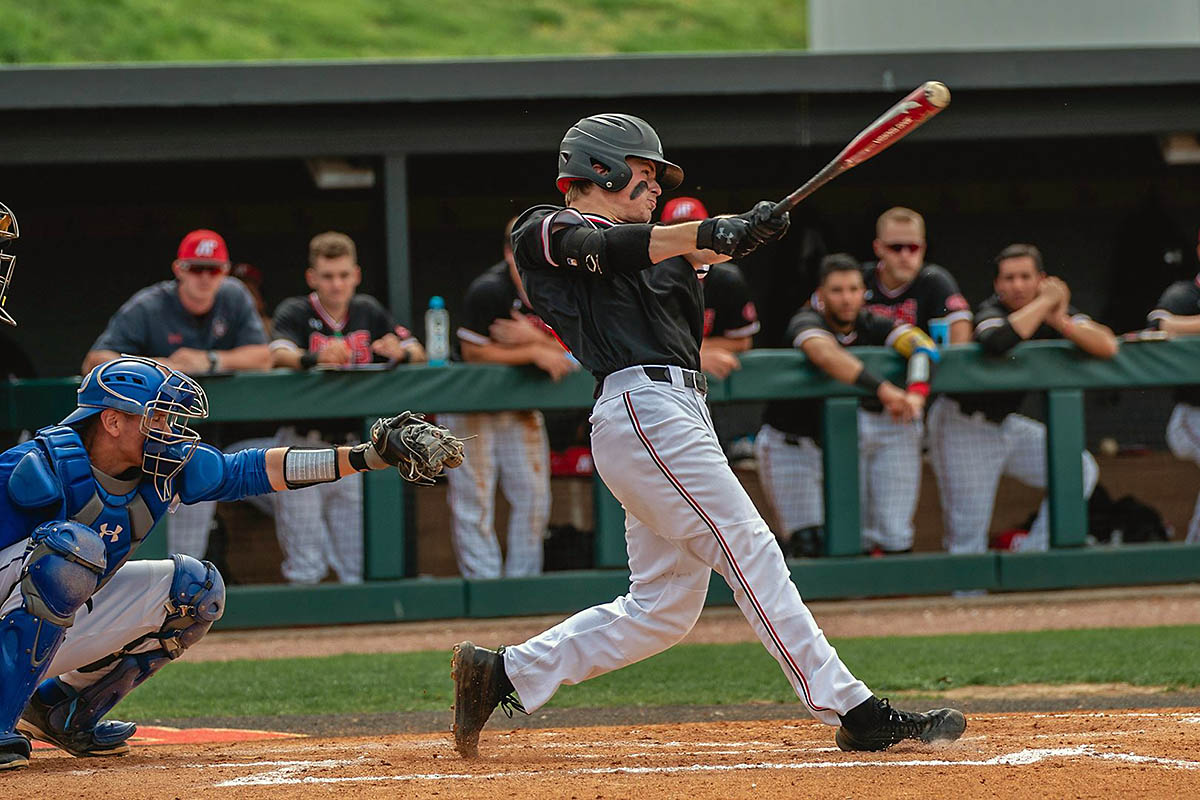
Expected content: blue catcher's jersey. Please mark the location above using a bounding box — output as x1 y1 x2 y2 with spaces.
0 426 272 580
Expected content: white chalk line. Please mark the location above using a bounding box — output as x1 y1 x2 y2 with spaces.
209 746 1200 787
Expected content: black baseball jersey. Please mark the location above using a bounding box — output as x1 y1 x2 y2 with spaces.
1149 276 1200 406
512 205 702 381
271 292 413 365
454 260 539 359
702 262 760 340
953 295 1090 423
861 262 971 334
762 307 899 440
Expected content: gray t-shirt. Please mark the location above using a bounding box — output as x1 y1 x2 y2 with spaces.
90 279 267 357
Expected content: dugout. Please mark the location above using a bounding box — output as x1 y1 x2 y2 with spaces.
0 47 1199 377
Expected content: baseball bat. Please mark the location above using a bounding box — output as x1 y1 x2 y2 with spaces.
772 81 951 216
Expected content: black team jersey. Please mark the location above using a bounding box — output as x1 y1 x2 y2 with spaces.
512 205 703 382
702 262 760 340
761 308 901 441
1149 275 1200 406
861 262 971 334
453 260 548 359
952 295 1091 423
271 293 413 365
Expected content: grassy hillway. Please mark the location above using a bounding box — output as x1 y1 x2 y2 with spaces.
0 0 806 65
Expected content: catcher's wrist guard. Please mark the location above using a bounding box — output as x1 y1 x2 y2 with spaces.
283 447 341 489
355 411 466 485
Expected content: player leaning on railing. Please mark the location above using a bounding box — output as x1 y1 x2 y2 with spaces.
0 356 465 770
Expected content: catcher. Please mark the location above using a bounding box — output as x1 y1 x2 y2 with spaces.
0 355 464 769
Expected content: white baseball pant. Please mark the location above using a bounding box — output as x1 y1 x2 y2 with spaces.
167 431 363 584
755 411 922 552
927 395 1098 553
502 366 872 724
0 539 178 693
1164 403 1200 544
440 411 550 579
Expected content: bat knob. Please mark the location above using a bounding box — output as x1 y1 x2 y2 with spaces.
923 81 951 108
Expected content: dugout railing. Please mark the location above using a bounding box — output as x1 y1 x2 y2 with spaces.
2 338 1199 629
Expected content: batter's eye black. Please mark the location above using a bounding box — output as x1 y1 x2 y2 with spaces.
884 242 921 254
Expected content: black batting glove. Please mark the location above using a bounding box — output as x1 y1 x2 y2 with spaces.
696 216 755 257
744 200 790 245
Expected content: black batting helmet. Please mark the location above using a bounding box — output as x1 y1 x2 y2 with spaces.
556 113 684 194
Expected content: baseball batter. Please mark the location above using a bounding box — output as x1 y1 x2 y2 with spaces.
928 244 1116 553
0 356 463 769
450 113 965 758
1147 229 1200 543
757 254 937 557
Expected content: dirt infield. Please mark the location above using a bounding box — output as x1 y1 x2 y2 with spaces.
10 710 1200 799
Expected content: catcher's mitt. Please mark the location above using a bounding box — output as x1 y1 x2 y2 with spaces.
369 411 466 485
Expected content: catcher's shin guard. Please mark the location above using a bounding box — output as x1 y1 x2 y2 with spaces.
0 522 105 739
451 641 524 758
18 555 223 756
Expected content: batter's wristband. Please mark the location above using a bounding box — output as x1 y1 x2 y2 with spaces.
299 352 318 369
854 368 884 394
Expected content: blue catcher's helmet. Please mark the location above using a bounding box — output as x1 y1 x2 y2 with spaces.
62 355 209 502
0 202 18 326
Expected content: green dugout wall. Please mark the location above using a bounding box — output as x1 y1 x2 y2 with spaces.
4 338 1200 628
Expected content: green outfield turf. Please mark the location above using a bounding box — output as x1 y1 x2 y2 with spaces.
1 0 806 65
119 625 1200 720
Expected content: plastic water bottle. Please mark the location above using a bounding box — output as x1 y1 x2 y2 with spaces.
425 295 450 366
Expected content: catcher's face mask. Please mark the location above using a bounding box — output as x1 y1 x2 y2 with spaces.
0 202 18 326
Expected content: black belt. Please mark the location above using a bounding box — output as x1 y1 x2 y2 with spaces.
642 366 707 395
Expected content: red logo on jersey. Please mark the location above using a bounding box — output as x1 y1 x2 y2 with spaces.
309 330 372 363
945 293 969 312
167 333 183 345
703 308 717 337
866 299 918 326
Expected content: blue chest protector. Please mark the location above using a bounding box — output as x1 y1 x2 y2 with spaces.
6 426 169 581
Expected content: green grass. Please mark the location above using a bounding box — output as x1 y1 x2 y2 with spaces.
0 0 807 65
120 625 1200 720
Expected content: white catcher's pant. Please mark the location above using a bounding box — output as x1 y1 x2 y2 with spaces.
168 431 363 584
755 411 923 552
503 366 872 725
440 411 550 579
927 395 1098 553
1165 403 1200 544
0 539 178 692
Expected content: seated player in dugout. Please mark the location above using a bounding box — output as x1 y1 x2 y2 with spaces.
659 196 761 379
861 207 972 345
450 112 965 760
257 231 427 584
0 355 464 770
927 244 1117 554
757 253 936 558
441 217 576 580
1147 224 1200 544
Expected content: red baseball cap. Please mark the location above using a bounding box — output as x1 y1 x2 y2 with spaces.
660 196 709 224
176 229 230 265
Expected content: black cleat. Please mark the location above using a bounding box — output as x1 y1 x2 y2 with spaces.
835 696 966 752
18 690 135 758
451 641 525 758
0 733 31 771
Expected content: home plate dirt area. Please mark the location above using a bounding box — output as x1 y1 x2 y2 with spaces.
10 710 1200 799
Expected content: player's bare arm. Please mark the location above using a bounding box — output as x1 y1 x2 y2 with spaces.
949 318 972 343
1153 312 1200 335
82 349 121 374
461 339 576 381
1006 283 1062 339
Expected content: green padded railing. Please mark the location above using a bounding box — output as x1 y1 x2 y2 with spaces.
2 337 1197 627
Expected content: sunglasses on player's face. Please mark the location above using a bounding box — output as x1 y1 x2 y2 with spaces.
180 263 227 276
883 242 922 254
